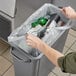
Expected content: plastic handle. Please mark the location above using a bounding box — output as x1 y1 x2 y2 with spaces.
10 43 43 60
11 50 31 63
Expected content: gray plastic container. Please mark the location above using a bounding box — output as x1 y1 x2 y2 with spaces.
11 30 69 76
9 3 72 76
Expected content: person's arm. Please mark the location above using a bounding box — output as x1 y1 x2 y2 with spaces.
61 6 76 19
26 34 76 74
26 34 63 66
26 6 76 73
37 40 64 66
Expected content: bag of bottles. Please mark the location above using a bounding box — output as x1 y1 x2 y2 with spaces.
8 3 72 53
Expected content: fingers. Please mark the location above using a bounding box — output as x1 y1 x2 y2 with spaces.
26 38 37 48
26 34 33 44
26 34 36 47
60 7 67 14
26 34 32 40
26 33 40 43
60 6 71 18
26 37 33 46
62 6 70 12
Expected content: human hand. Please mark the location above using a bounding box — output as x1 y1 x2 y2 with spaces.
26 34 44 50
61 6 76 19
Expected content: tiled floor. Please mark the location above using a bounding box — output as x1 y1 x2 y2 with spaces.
0 29 76 76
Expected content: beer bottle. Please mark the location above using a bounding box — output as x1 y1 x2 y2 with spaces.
38 17 48 26
31 21 39 28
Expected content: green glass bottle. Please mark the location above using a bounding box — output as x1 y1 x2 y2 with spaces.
38 17 48 26
31 15 49 28
31 21 39 28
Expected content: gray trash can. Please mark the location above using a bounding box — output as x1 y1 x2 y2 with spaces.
8 3 72 76
11 30 69 76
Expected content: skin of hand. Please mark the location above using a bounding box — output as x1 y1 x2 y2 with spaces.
61 6 76 19
26 34 63 66
26 34 44 51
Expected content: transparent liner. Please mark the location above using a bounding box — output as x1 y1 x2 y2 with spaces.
8 3 72 60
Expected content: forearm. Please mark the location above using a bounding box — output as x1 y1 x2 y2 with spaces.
39 42 64 66
26 34 64 66
74 12 76 19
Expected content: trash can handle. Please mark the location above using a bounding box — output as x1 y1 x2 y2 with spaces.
10 43 43 60
11 50 31 63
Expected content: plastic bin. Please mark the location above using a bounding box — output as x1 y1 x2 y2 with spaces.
11 30 69 76
8 3 72 76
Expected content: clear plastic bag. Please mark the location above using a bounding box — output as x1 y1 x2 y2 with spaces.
8 3 72 53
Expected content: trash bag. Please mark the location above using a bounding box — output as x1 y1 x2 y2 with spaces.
8 3 72 54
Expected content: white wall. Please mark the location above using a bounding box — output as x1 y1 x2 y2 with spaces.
25 0 51 10
0 0 16 17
